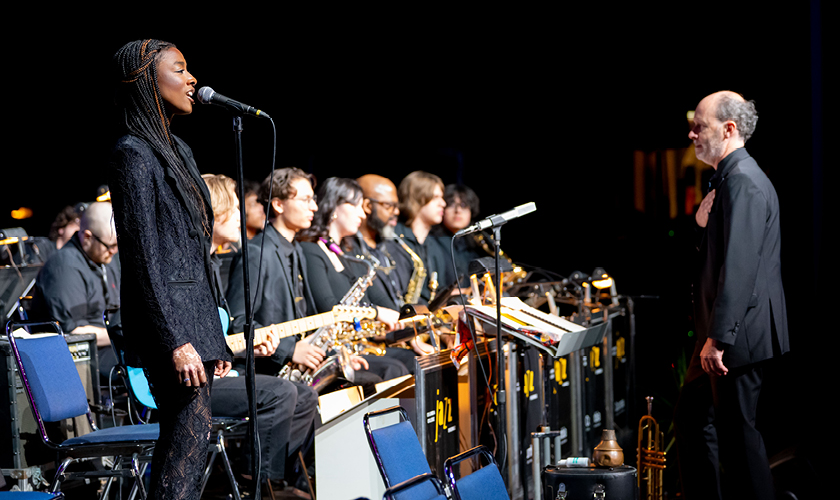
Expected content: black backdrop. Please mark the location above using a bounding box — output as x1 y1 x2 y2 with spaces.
3 5 834 494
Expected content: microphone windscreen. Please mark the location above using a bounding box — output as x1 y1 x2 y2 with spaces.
196 86 215 104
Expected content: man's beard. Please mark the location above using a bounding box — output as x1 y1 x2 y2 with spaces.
697 128 727 165
366 205 392 235
379 224 395 240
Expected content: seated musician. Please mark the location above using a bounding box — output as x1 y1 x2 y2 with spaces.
243 178 267 241
431 184 486 284
225 168 388 389
348 174 412 311
29 201 120 377
393 171 453 304
297 177 416 375
202 174 317 493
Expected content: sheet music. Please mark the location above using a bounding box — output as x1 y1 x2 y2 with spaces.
500 297 585 332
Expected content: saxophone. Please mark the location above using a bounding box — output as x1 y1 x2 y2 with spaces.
334 255 389 355
278 251 378 392
474 232 528 286
394 235 427 305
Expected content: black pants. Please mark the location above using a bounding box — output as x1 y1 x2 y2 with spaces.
211 374 318 481
146 360 216 500
381 347 417 375
358 354 410 385
674 363 774 500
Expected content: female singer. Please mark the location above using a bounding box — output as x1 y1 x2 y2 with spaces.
108 39 231 499
298 177 416 378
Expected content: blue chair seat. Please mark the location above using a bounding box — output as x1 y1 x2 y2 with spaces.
62 423 160 446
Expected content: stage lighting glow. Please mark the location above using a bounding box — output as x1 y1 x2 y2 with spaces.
11 207 33 220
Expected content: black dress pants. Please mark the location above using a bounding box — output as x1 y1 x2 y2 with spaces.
674 362 774 500
211 374 318 481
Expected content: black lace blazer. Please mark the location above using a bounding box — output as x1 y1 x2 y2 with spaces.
108 133 230 367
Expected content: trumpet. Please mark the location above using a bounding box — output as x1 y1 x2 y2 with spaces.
637 396 666 500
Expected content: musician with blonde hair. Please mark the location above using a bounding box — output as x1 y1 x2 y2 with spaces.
393 171 452 304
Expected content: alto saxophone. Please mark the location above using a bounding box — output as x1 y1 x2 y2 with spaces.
278 252 378 392
335 255 389 355
393 235 427 305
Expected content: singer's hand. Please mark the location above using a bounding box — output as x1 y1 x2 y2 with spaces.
172 343 206 387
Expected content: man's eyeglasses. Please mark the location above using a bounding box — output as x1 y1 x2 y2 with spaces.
90 232 118 252
367 198 398 212
290 195 318 205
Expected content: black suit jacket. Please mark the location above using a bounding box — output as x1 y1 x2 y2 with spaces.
225 224 316 371
108 134 229 367
690 148 789 380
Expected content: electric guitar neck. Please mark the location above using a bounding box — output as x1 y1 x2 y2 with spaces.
224 305 377 356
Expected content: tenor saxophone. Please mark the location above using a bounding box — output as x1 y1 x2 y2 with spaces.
394 235 427 304
278 253 378 392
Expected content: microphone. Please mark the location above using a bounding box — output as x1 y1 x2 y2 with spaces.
196 86 271 119
454 202 537 237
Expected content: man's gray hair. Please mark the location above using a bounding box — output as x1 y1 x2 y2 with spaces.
716 95 758 142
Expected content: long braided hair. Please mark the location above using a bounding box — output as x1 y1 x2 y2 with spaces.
112 39 210 235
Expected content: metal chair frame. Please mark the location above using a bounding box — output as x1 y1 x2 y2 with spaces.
362 405 422 489
442 445 509 500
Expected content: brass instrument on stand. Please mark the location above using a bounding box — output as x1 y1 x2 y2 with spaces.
637 396 666 500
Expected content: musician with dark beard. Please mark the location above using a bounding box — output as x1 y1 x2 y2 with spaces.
347 174 411 310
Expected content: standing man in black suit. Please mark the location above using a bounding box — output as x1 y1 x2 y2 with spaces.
674 91 790 500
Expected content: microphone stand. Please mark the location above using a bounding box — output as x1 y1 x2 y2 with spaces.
232 114 260 498
491 225 507 476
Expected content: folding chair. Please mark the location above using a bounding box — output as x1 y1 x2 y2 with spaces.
382 473 448 500
6 320 158 499
442 446 509 500
363 406 439 500
105 325 243 500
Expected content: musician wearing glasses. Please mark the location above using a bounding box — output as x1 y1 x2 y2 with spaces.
31 201 120 349
226 168 327 375
348 174 412 310
430 184 486 286
30 202 121 383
